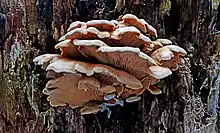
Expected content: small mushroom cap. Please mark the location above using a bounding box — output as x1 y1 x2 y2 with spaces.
140 19 158 37
151 46 174 61
86 20 116 31
104 93 116 101
55 39 84 58
122 14 147 33
148 85 162 95
80 105 101 115
164 45 187 55
125 96 141 103
33 54 61 69
110 26 140 40
148 66 172 79
155 38 172 45
59 28 87 41
67 21 87 32
150 45 187 70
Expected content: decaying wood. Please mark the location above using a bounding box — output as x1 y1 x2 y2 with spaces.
0 0 219 133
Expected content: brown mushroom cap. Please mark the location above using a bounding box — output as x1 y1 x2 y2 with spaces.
80 105 101 115
67 21 87 32
155 38 172 45
45 58 143 90
33 54 61 69
55 39 84 58
43 74 105 108
86 20 116 31
100 26 153 50
140 19 158 37
121 14 157 37
122 14 147 33
150 45 187 70
59 27 110 41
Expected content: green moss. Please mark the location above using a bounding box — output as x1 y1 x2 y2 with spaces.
159 0 171 15
212 0 220 10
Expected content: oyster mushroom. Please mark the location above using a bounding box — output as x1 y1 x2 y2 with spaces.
59 27 110 41
80 105 101 115
33 54 61 69
121 14 157 37
77 44 171 94
33 14 187 116
122 14 147 33
155 38 172 45
150 45 187 70
86 20 116 31
43 74 105 108
125 96 141 103
45 58 143 90
55 39 84 58
104 26 153 50
67 21 87 32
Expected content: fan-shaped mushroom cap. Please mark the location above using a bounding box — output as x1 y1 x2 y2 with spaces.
140 19 158 37
86 20 116 31
150 45 187 70
148 66 172 79
125 96 141 103
121 14 157 37
155 38 172 45
46 58 143 90
55 39 84 58
122 14 147 33
110 26 140 39
102 26 153 50
148 85 162 95
59 27 110 41
67 21 87 32
43 74 105 108
33 54 61 69
80 105 101 115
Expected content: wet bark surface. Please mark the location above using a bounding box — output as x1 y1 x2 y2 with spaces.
0 0 219 133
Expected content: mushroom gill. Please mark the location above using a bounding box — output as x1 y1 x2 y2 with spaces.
33 13 186 118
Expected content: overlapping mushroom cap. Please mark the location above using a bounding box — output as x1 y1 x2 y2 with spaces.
33 14 186 118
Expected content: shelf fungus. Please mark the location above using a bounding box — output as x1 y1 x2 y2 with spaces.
33 14 186 118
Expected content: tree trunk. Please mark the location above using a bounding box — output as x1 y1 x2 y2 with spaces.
0 0 219 133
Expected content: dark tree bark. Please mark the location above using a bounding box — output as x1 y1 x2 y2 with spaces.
0 0 219 133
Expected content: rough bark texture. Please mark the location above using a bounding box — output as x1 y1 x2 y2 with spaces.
0 0 220 133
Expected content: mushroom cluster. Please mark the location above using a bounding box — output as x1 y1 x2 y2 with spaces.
33 14 186 117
